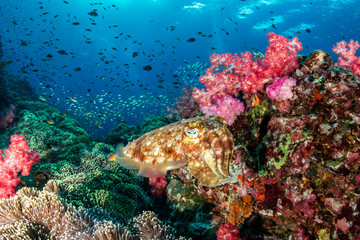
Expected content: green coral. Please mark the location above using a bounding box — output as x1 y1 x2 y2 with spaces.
83 170 151 218
267 132 310 170
246 99 270 120
269 135 295 169
231 99 271 145
56 143 87 165
105 115 171 144
39 141 152 219
137 115 171 136
10 101 90 153
105 123 137 145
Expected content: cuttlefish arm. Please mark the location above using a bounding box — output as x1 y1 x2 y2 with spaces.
188 158 237 187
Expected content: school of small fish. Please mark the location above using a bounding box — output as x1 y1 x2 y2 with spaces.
0 1 323 137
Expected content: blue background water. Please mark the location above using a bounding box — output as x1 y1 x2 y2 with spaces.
0 0 359 138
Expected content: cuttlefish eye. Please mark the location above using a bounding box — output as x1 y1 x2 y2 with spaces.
185 127 199 138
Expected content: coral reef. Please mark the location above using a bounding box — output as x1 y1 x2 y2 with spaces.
37 142 152 219
0 181 187 240
105 115 171 145
2 96 152 221
9 101 90 154
1 34 360 239
169 48 360 239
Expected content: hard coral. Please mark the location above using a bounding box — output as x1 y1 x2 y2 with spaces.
0 181 187 240
39 142 152 219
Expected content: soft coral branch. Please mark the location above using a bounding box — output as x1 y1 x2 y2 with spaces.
0 134 40 199
192 32 302 107
332 39 360 78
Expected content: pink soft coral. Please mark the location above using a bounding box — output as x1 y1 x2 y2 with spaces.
149 176 167 197
266 77 297 101
192 32 302 107
200 95 245 125
332 39 360 78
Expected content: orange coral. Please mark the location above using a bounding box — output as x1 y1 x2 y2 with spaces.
227 195 253 226
308 89 324 106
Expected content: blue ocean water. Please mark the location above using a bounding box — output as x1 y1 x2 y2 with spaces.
0 0 359 138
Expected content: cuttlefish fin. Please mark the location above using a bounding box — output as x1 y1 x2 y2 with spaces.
138 166 168 178
114 144 188 178
114 143 139 169
137 158 189 178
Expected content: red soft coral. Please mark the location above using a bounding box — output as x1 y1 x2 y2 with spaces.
216 223 241 240
149 176 167 197
0 134 40 199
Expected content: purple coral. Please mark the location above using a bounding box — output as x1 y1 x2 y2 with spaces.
0 105 15 129
266 77 297 101
166 86 199 120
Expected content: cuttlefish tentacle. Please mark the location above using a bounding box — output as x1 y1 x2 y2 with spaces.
188 158 223 187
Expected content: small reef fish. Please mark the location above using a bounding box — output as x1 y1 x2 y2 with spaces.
108 153 117 161
110 116 236 187
252 94 260 106
69 97 77 102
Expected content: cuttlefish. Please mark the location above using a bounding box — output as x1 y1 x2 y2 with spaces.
109 116 235 187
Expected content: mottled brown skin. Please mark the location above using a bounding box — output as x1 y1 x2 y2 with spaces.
182 116 234 186
118 116 235 187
